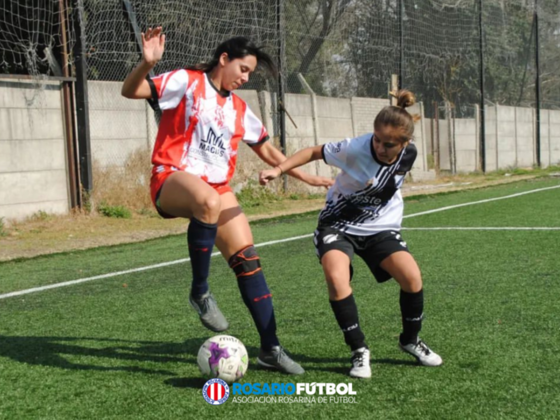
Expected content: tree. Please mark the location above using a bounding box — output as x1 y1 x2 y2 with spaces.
285 0 353 93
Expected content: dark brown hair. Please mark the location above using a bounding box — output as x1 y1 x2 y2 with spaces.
187 36 277 77
374 89 419 142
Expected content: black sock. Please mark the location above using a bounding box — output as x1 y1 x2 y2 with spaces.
399 289 424 345
329 294 367 351
187 218 217 297
236 270 279 351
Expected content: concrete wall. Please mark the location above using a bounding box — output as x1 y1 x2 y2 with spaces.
483 106 496 171
3 79 560 221
454 118 478 173
416 104 560 174
0 80 69 221
515 107 535 167
541 109 560 167
438 119 451 171
88 81 156 168
284 93 313 150
351 97 388 137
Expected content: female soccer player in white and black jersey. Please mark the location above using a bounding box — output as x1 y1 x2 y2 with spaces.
122 27 333 375
260 90 442 378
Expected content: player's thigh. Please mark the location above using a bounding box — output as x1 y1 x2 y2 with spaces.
321 250 353 300
158 171 220 220
214 192 254 260
380 251 423 293
314 226 354 298
321 250 352 284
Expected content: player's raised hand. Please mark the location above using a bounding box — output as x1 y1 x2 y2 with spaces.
259 167 282 186
142 26 165 66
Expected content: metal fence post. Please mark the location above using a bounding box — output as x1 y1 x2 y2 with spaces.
534 0 541 167
277 0 287 192
72 0 93 195
478 0 486 172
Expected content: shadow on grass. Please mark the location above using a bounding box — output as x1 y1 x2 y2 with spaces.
0 335 209 375
164 377 207 389
372 358 418 366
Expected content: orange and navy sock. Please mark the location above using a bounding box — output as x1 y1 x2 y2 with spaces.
229 246 279 350
187 218 217 297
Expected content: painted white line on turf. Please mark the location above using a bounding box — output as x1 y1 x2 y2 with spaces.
0 235 313 300
401 184 560 219
1 184 558 300
403 227 560 231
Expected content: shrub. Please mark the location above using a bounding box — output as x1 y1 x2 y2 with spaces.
97 202 132 219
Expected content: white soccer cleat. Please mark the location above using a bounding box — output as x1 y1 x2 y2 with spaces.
399 339 443 367
349 347 371 378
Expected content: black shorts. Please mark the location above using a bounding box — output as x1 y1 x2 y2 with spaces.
313 226 411 283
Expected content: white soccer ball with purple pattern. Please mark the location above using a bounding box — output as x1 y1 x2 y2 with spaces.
197 335 249 383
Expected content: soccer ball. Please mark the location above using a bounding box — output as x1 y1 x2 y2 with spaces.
197 335 249 383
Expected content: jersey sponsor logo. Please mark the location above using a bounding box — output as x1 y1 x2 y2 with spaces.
203 378 230 405
200 127 226 158
342 323 358 332
405 313 424 322
331 141 343 153
350 195 385 206
323 234 339 244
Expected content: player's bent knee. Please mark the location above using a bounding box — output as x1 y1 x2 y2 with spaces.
325 272 352 297
196 193 221 221
327 283 352 301
228 245 261 278
201 194 221 213
398 275 423 293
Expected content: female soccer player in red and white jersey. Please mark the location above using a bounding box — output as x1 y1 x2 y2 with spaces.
122 27 333 375
260 90 442 378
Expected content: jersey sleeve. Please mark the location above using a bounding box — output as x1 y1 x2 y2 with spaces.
242 105 269 147
398 143 418 172
321 138 352 170
149 69 189 110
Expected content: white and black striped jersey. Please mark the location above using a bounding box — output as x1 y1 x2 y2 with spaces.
319 133 417 236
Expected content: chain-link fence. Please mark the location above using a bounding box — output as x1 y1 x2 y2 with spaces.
283 0 560 112
3 1 559 106
83 0 279 86
0 0 74 77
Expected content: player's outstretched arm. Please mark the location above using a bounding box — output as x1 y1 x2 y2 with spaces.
121 26 166 99
256 143 331 187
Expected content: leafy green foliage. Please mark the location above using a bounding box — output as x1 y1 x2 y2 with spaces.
0 218 7 237
30 211 51 222
97 202 132 219
236 180 323 209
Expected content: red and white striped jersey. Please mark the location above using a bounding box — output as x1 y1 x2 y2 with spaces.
150 69 268 186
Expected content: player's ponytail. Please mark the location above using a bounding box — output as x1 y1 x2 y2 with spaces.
374 89 420 142
393 89 416 109
187 37 277 77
